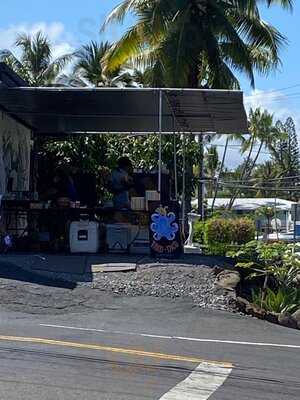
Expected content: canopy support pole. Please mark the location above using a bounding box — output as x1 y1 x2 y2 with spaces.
158 89 163 197
197 133 205 219
173 116 178 200
182 133 186 235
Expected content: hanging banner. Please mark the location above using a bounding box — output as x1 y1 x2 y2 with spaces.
149 201 182 258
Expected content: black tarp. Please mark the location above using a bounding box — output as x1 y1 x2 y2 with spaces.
0 62 28 88
0 86 248 136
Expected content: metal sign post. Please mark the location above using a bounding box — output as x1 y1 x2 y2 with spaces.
158 89 163 197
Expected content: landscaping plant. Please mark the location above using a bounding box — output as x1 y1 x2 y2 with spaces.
229 241 300 313
252 287 300 314
194 217 255 255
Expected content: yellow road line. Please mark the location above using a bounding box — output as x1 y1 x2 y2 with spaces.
0 335 232 368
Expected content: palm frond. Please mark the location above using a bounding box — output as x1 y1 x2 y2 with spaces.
101 0 145 31
265 0 293 10
42 53 74 84
103 23 146 72
231 13 287 59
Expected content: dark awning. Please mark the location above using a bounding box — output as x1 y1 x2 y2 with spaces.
0 86 248 136
0 62 29 88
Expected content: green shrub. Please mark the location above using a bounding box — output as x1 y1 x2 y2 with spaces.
227 240 286 269
252 287 300 314
231 218 255 245
204 218 233 255
193 220 205 244
204 218 233 244
202 217 255 255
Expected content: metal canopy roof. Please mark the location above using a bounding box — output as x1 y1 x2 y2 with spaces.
0 62 29 88
0 85 248 136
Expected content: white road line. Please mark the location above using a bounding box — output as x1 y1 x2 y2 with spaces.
39 323 300 349
159 362 232 400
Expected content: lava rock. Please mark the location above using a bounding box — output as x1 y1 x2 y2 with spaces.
216 270 240 291
291 309 300 329
265 312 279 325
235 296 250 313
212 266 224 276
278 312 298 329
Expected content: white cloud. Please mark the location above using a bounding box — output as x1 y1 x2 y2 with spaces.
216 89 300 169
244 89 300 132
0 21 74 57
211 88 300 169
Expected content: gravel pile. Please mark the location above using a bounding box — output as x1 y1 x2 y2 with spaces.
92 264 235 311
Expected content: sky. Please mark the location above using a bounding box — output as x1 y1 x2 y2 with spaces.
0 0 299 167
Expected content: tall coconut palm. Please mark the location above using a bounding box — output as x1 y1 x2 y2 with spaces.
102 0 292 216
252 161 282 197
102 0 292 89
0 31 73 86
228 108 286 208
61 41 135 87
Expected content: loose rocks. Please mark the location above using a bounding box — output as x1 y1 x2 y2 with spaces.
92 264 235 311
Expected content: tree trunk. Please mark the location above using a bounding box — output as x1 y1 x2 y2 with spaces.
228 135 256 209
229 140 264 209
188 64 199 88
184 66 199 214
211 136 229 212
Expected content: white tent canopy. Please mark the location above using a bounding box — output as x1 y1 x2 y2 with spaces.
192 198 296 211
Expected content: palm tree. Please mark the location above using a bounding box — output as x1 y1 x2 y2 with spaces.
102 0 292 216
61 41 135 87
102 0 292 89
228 108 286 208
205 145 220 197
211 137 229 211
252 161 282 197
0 31 73 86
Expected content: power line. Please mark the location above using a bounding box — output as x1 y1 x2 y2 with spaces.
206 143 271 156
219 182 300 192
220 174 300 183
245 83 300 98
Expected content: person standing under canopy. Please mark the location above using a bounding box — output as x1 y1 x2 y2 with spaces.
110 157 134 209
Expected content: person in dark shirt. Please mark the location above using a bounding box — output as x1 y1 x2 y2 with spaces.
41 168 78 203
111 157 134 209
53 169 77 201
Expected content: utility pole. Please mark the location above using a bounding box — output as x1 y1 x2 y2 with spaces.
158 89 163 196
197 134 205 219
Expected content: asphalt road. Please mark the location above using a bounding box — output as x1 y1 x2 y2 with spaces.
0 272 299 399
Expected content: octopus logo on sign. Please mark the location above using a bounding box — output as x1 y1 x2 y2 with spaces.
150 206 179 241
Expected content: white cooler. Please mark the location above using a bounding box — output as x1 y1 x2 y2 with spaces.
69 220 100 253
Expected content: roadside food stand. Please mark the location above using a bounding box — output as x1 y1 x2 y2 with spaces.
0 63 248 256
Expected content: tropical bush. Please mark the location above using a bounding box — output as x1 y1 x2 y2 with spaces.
204 218 232 255
231 218 256 245
193 220 205 245
252 287 300 314
194 217 255 255
227 240 286 272
204 218 233 245
230 241 300 314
